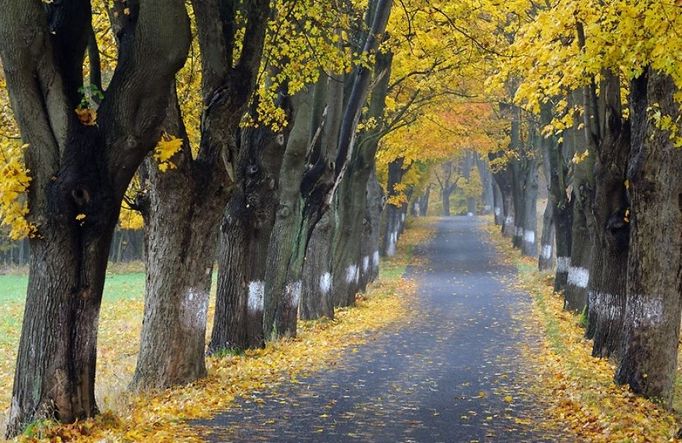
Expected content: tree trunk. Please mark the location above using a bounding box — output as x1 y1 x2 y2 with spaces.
362 167 384 286
542 102 573 291
132 154 224 390
300 69 345 321
210 119 285 351
616 72 682 406
538 202 555 271
585 73 630 359
133 0 270 385
2 0 190 435
382 158 404 256
564 92 596 312
521 139 539 257
418 186 430 216
332 49 391 307
300 212 335 320
263 89 315 340
493 181 504 225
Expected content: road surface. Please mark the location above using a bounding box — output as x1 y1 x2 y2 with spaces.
195 217 560 442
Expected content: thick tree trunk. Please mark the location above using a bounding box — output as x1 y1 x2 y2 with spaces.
585 74 630 359
132 156 224 390
133 0 270 384
564 191 592 312
210 122 284 351
332 50 391 307
2 0 190 435
616 72 682 405
300 213 335 320
442 188 452 216
564 94 596 312
263 89 315 339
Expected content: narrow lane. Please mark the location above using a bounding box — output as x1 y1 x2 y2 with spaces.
196 217 557 442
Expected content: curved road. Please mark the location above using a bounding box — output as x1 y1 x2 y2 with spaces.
195 217 559 442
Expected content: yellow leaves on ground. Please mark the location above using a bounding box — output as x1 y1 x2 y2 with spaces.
17 219 434 442
0 141 34 240
153 133 184 172
483 222 680 442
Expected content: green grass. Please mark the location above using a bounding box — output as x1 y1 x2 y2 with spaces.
0 272 146 304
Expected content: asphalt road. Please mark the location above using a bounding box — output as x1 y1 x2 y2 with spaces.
195 217 559 442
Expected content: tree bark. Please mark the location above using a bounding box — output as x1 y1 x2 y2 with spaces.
332 50 392 307
2 0 190 436
521 129 539 257
132 0 270 388
263 89 315 339
585 73 630 359
360 167 384 289
615 72 682 406
211 126 284 350
541 102 573 291
490 150 515 237
381 158 404 256
564 87 596 313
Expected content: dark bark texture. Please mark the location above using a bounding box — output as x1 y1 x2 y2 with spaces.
616 72 682 406
132 0 271 389
1 0 190 436
585 73 630 359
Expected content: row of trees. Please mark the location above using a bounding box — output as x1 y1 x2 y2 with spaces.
0 0 503 437
461 0 682 408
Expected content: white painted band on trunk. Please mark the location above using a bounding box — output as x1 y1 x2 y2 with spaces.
286 280 302 308
247 280 265 313
182 287 209 330
387 232 397 256
541 244 552 260
567 266 589 288
556 257 571 273
495 207 501 216
515 226 523 236
504 216 513 226
415 203 421 214
319 272 332 295
401 213 405 222
630 296 664 327
467 212 474 217
362 256 369 272
523 230 535 243
484 205 491 211
345 264 358 284
373 250 380 267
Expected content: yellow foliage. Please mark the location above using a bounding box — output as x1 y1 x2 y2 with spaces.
153 133 184 172
119 209 144 231
0 142 34 240
571 149 590 165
